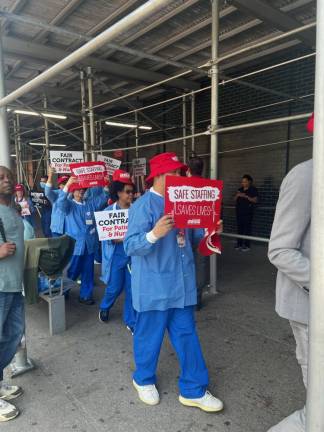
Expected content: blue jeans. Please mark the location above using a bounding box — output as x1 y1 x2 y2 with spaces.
133 306 209 398
0 292 25 381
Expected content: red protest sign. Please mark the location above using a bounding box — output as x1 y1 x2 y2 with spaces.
69 161 108 189
164 176 223 229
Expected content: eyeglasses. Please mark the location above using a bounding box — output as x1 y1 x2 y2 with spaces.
124 189 134 195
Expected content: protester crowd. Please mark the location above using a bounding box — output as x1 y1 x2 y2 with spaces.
0 114 313 431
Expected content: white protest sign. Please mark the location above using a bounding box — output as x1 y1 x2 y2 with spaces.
50 150 84 173
132 158 147 177
97 154 121 176
94 209 129 241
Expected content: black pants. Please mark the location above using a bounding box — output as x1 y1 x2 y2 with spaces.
236 211 253 247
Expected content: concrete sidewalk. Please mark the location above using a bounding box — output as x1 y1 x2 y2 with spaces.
4 241 304 432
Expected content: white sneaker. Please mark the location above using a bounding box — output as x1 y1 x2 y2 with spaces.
0 399 19 422
133 380 160 406
0 384 23 401
179 390 224 412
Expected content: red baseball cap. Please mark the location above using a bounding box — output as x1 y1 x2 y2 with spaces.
68 183 86 193
15 184 24 192
146 152 187 183
57 175 69 185
307 112 314 134
113 169 133 184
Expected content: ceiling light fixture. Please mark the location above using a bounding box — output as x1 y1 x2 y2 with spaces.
13 109 67 120
105 120 152 130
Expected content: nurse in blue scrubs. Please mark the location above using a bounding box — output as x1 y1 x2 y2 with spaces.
56 176 109 305
45 167 70 237
99 169 136 332
124 152 224 412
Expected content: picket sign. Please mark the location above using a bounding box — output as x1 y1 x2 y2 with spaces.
69 161 108 188
94 209 129 241
132 158 147 177
50 151 84 173
164 176 223 230
97 154 121 176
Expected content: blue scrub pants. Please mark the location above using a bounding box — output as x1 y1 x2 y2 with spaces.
100 254 136 328
133 306 209 398
68 249 95 300
41 208 52 238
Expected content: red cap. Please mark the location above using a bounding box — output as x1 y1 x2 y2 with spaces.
15 184 24 192
146 152 187 183
307 113 314 134
112 169 133 184
68 183 86 193
57 175 69 185
198 231 222 256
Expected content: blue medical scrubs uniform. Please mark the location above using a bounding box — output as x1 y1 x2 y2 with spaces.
100 203 136 328
57 187 108 300
45 186 67 236
124 189 209 398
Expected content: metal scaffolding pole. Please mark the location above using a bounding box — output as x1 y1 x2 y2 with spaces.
43 96 50 170
306 1 324 430
87 67 96 161
0 36 10 167
182 95 187 163
98 120 103 155
191 92 195 152
135 111 139 158
0 0 175 108
16 114 23 183
13 117 21 182
209 0 220 295
80 70 89 161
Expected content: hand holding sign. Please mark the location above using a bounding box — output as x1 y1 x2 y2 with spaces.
152 214 175 239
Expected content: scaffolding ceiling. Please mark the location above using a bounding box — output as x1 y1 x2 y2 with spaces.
0 0 316 143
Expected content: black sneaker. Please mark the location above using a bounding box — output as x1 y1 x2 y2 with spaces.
79 298 95 305
99 310 109 322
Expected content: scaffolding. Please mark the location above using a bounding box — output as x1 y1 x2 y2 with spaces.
0 1 322 429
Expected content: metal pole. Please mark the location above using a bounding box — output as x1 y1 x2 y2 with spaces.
13 117 20 182
0 0 175 108
306 1 324 430
43 96 50 169
0 36 10 167
191 92 195 152
98 120 103 155
135 111 139 158
209 0 220 295
16 114 23 183
182 95 187 163
80 70 89 161
87 67 96 161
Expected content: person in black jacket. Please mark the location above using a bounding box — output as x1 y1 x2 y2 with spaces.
234 174 258 251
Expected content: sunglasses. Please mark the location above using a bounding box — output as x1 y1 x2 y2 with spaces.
124 189 134 195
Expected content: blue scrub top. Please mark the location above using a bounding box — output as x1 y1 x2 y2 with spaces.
101 202 130 284
124 189 203 312
56 188 109 255
45 186 67 234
